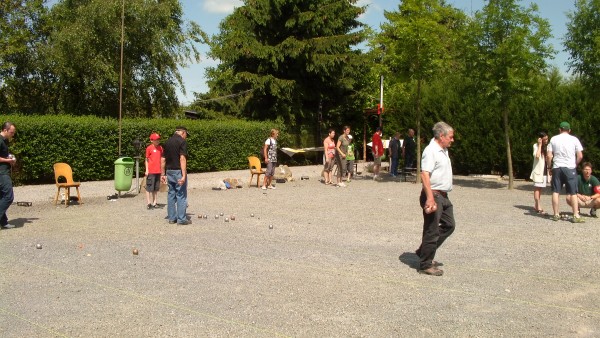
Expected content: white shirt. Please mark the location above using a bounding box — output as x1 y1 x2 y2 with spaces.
548 133 583 169
421 138 453 192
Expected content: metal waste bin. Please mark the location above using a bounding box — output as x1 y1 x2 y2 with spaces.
114 157 134 192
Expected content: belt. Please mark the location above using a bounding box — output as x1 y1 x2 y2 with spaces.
431 190 448 197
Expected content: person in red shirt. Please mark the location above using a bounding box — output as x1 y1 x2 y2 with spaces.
371 127 384 179
145 133 164 209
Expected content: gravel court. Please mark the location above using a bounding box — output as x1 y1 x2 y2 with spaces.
1 165 599 337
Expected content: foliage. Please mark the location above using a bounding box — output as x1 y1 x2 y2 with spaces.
0 0 207 117
4 114 281 185
201 0 371 144
565 0 600 91
465 0 553 188
373 0 467 182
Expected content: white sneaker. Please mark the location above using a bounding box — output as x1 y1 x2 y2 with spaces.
261 186 267 190
1 224 16 229
337 182 346 187
268 185 276 189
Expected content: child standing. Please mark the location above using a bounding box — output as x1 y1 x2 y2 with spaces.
145 133 163 209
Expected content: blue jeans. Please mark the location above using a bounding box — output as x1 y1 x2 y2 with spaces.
166 170 187 223
390 156 399 176
0 174 14 226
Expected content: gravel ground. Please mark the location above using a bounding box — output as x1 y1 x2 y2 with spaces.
1 164 599 337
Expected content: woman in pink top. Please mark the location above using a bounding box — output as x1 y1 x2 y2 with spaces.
323 129 336 185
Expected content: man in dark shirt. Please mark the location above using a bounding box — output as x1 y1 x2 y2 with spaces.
402 128 416 169
0 122 17 229
161 126 190 225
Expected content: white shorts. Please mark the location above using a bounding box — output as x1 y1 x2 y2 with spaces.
533 176 547 188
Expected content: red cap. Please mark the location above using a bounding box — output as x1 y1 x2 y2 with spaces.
149 133 160 141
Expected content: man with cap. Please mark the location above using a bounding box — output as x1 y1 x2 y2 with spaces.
145 132 163 209
547 121 585 223
161 126 190 225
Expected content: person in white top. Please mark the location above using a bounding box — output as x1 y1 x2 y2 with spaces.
547 121 584 223
530 132 549 213
415 121 455 276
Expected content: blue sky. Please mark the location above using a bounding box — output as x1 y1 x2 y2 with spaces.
176 0 577 104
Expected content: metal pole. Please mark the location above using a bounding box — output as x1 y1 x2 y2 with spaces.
135 156 140 193
118 0 124 156
379 74 384 128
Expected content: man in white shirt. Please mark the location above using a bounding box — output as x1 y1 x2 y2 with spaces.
547 121 584 223
415 122 455 276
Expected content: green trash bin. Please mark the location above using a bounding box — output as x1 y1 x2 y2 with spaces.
114 157 134 192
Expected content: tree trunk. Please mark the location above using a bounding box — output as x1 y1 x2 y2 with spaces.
416 78 422 184
502 104 514 189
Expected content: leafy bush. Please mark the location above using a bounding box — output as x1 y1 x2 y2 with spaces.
2 115 281 185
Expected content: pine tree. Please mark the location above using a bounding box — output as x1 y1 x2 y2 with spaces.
204 0 369 133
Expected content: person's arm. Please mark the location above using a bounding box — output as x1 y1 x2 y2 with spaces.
336 139 345 158
160 157 166 183
534 139 542 158
576 150 583 166
421 170 435 210
178 154 187 185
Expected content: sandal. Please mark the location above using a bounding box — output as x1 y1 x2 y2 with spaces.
535 209 544 214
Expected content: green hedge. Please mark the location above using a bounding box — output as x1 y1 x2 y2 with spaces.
2 115 282 185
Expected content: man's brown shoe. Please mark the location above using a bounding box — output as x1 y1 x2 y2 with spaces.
418 267 444 276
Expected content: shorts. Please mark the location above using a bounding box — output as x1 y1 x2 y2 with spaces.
551 167 578 195
373 153 382 166
146 174 161 192
265 162 277 177
533 176 548 188
324 157 335 172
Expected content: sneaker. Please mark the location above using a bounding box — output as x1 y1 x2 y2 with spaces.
347 179 351 183
178 220 191 225
147 204 153 210
372 175 378 180
261 186 267 190
1 224 16 229
168 220 176 224
268 185 276 189
551 214 560 221
572 216 585 223
591 208 597 218
337 182 346 187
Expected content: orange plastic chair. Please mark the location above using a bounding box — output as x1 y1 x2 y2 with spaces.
247 156 265 187
53 163 82 207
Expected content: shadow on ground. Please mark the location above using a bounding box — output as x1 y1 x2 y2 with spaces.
399 252 419 270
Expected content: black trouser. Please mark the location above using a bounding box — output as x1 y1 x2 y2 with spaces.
417 190 455 270
0 174 14 226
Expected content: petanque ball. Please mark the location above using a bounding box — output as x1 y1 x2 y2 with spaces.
230 215 236 220
133 248 139 255
225 217 229 222
269 224 273 229
36 243 42 249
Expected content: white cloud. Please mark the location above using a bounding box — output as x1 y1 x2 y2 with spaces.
202 0 242 14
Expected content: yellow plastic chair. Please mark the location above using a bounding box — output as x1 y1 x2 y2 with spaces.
247 156 265 187
53 163 82 207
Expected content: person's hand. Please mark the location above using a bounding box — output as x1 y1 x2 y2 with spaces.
160 175 167 184
537 137 542 145
177 177 185 186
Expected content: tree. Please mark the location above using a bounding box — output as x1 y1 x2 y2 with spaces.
565 0 600 91
0 0 49 113
203 0 370 144
467 0 553 189
374 0 467 183
1 0 207 117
